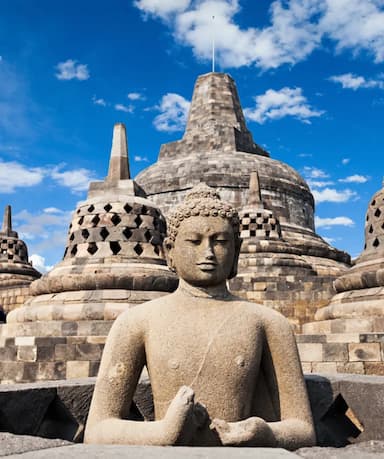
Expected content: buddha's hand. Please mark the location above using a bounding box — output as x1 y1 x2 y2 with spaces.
162 386 207 445
210 417 276 447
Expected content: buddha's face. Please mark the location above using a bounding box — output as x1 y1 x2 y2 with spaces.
168 216 236 287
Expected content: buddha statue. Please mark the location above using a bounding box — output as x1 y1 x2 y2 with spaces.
84 184 315 449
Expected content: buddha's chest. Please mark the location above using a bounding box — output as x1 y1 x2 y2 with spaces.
145 306 263 415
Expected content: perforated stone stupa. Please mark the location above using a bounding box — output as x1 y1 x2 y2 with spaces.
0 205 40 314
0 124 177 383
136 72 351 326
229 172 336 329
298 181 384 374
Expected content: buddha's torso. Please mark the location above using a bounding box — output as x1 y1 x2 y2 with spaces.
144 292 264 426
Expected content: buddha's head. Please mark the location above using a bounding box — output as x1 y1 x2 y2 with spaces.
165 184 241 287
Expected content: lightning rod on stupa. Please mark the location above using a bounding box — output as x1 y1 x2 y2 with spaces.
212 15 215 73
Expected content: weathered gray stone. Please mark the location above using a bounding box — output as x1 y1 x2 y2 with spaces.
0 432 71 457
4 445 300 458
296 441 384 459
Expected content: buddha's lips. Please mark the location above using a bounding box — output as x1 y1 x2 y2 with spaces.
197 262 217 270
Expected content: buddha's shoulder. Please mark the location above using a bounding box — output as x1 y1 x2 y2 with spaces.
230 295 292 329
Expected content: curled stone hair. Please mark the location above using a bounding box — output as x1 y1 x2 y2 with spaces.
166 183 241 244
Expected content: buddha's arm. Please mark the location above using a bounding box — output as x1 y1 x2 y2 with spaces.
212 313 316 449
84 310 195 445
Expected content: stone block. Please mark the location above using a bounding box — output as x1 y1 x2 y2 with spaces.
336 362 365 374
15 337 35 346
17 346 37 362
55 344 76 361
364 362 384 376
326 333 360 343
323 343 348 362
312 362 337 374
75 344 102 361
297 343 323 362
67 361 90 379
349 343 381 362
301 362 312 373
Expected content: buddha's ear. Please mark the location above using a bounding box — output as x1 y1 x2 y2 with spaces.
164 237 177 273
228 237 242 279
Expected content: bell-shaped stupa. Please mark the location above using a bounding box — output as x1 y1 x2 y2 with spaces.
230 172 336 330
298 181 384 374
136 72 350 326
0 124 177 383
0 205 41 314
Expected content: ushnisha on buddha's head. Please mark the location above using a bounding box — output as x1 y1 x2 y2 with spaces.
164 184 242 287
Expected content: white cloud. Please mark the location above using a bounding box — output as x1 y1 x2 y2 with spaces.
312 187 357 203
323 236 336 244
15 208 71 242
315 216 355 228
29 254 53 273
55 59 90 81
50 166 97 193
342 158 350 165
329 73 384 90
135 0 384 70
134 0 191 19
339 174 370 183
307 179 334 188
303 166 329 179
0 159 45 193
43 207 63 214
127 92 145 101
244 87 324 124
115 103 134 113
92 96 107 106
153 93 191 132
134 155 149 162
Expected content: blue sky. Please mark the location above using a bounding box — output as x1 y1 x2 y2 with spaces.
1 0 384 272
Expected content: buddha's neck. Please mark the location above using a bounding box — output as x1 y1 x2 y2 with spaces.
177 278 231 299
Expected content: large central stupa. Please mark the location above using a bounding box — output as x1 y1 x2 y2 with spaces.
136 72 351 327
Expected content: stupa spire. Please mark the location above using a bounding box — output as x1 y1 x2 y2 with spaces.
1 205 17 237
248 171 262 207
107 123 130 181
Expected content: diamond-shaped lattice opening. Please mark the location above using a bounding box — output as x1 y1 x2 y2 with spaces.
111 214 121 226
366 215 370 221
91 215 100 226
69 233 75 242
144 230 152 242
76 209 81 214
100 227 109 241
82 229 90 239
373 238 380 248
374 208 381 218
123 228 132 239
135 215 143 227
78 216 84 226
250 230 256 237
141 205 148 215
382 223 384 229
63 248 68 258
134 243 143 256
87 242 98 255
104 203 112 212
257 224 263 230
124 203 133 213
88 205 95 212
110 241 121 255
371 199 376 206
368 225 374 234
154 246 160 255
364 243 367 250
70 245 78 257
242 224 249 230
69 223 72 229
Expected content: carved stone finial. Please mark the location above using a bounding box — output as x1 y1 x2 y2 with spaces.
107 123 130 181
248 171 262 207
1 205 17 237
